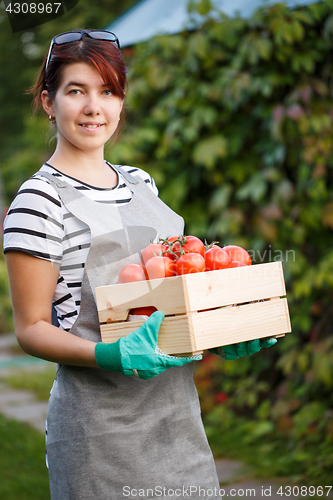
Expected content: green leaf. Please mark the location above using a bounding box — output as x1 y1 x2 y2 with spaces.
236 173 268 202
187 0 213 16
192 135 228 169
209 184 232 214
251 420 275 438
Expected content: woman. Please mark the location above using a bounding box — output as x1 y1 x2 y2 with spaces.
4 29 276 499
3 29 221 499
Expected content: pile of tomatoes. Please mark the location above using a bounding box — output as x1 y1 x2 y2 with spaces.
118 236 252 284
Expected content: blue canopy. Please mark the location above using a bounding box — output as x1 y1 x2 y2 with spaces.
106 0 321 47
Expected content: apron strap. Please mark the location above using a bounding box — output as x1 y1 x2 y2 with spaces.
33 170 69 189
106 163 139 185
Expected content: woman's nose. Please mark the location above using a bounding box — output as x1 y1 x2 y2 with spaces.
83 94 101 115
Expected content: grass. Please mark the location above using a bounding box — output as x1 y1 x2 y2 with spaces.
0 365 54 498
0 365 57 401
0 414 50 500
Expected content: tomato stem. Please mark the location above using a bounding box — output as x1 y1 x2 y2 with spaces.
158 236 186 259
204 239 220 251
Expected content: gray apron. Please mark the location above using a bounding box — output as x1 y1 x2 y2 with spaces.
41 167 221 500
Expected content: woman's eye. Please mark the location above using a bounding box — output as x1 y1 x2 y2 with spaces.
69 89 81 95
103 89 113 96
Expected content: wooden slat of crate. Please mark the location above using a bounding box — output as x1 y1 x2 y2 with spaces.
191 297 290 352
97 274 188 323
96 261 286 323
100 298 291 355
101 314 196 354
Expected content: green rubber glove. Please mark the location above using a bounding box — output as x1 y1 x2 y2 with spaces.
210 338 277 360
95 311 202 380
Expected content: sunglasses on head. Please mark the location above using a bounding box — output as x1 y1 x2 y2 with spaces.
45 29 120 72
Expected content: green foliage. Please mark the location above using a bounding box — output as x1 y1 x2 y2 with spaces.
0 252 14 333
195 350 333 484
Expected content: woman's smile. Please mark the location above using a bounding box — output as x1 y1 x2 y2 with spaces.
79 121 105 130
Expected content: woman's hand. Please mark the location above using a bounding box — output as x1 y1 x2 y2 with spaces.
210 338 277 360
5 251 98 367
95 311 202 379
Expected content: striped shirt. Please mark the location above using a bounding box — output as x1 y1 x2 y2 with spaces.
3 163 158 331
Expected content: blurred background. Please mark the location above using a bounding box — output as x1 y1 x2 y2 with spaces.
0 0 333 496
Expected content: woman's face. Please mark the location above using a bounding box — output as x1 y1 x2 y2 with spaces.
42 62 123 156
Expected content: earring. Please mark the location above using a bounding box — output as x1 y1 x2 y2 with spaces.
48 115 56 123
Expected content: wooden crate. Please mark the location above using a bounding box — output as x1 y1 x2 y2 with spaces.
95 261 291 355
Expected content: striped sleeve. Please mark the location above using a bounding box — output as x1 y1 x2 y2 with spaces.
3 176 64 263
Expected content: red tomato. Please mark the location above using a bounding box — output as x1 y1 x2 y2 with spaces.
175 253 206 275
130 306 157 316
184 236 205 256
145 256 176 280
118 264 146 284
205 245 231 271
141 243 168 265
228 260 247 268
173 235 205 257
223 245 252 266
167 236 181 244
137 261 149 279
